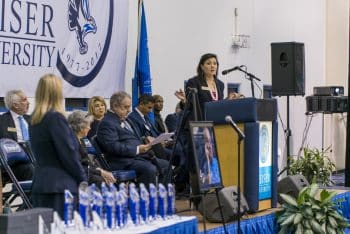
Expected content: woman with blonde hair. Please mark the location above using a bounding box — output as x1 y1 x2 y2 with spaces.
87 96 107 139
30 74 87 218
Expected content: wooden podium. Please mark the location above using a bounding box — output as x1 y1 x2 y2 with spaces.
205 98 278 212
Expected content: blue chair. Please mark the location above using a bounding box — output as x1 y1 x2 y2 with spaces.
81 137 136 183
0 138 33 209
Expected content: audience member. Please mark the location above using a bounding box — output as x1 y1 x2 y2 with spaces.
165 102 182 133
30 74 87 218
153 94 167 133
87 96 107 140
0 90 33 183
96 91 170 186
128 94 171 160
128 94 158 137
68 110 116 186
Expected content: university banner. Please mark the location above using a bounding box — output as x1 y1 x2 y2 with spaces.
0 0 128 98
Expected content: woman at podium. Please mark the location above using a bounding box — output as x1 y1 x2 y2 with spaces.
173 53 239 196
175 53 241 118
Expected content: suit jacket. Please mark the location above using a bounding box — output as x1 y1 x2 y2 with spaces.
165 113 178 133
185 75 225 119
154 113 166 134
29 111 86 194
0 111 31 141
96 110 150 169
128 109 159 138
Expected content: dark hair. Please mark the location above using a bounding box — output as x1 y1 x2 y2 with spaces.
138 94 154 105
196 53 219 79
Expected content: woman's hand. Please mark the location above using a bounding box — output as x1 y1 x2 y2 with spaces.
175 89 186 103
228 92 245 100
100 169 116 184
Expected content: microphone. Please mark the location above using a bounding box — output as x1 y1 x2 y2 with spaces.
225 115 245 139
222 66 243 75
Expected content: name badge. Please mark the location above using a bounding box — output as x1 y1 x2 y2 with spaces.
201 86 210 91
7 127 17 132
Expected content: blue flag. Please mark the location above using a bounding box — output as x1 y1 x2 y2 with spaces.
132 2 152 108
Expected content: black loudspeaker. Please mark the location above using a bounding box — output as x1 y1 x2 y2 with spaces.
198 186 249 223
271 42 305 96
277 174 309 203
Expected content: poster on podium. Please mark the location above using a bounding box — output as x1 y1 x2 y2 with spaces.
258 122 272 200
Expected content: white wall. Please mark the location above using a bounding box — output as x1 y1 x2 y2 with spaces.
124 0 338 171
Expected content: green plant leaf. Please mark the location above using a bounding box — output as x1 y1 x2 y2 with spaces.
281 213 296 226
295 223 304 234
309 183 319 197
310 219 324 234
328 216 337 228
280 193 298 207
293 213 303 224
326 225 336 234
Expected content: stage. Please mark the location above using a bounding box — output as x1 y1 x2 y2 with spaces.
177 188 350 234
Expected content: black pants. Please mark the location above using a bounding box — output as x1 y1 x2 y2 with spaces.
32 193 78 219
124 157 169 186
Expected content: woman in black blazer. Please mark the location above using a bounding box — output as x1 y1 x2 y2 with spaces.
29 74 87 218
172 53 226 195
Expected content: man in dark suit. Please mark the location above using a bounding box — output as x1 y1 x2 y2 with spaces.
96 91 170 186
165 102 182 133
153 94 167 134
128 94 172 161
128 94 159 138
0 90 33 183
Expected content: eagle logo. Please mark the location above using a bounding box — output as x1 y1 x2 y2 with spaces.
68 0 97 55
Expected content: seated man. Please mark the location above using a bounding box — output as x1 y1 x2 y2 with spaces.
0 90 34 184
128 94 159 138
153 94 167 134
96 91 170 186
128 94 171 160
165 102 182 133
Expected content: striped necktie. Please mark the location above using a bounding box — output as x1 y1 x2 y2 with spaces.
18 116 29 141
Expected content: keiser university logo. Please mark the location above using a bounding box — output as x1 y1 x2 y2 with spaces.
57 0 114 87
68 0 97 55
0 0 114 88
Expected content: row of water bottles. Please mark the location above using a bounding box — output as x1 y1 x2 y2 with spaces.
64 182 176 230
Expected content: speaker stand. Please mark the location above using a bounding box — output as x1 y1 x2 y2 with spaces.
286 95 292 175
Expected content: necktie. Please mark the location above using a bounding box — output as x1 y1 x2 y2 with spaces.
18 116 29 141
123 120 134 134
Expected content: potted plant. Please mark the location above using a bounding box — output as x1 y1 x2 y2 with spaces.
277 183 350 234
289 147 335 186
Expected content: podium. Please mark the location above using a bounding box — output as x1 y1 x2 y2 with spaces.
204 98 278 212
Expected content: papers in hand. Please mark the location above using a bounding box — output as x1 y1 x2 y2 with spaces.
150 132 174 146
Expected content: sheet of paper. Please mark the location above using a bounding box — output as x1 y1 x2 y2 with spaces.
150 132 174 146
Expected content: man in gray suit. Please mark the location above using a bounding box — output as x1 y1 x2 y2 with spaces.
96 91 170 185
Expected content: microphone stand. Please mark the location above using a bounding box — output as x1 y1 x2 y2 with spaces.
163 88 201 185
237 67 261 98
229 121 245 234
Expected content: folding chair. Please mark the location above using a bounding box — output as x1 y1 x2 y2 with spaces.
81 137 136 183
0 138 32 210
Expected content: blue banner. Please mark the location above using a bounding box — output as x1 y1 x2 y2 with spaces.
132 2 152 108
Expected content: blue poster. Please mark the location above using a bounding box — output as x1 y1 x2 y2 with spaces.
258 122 272 200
